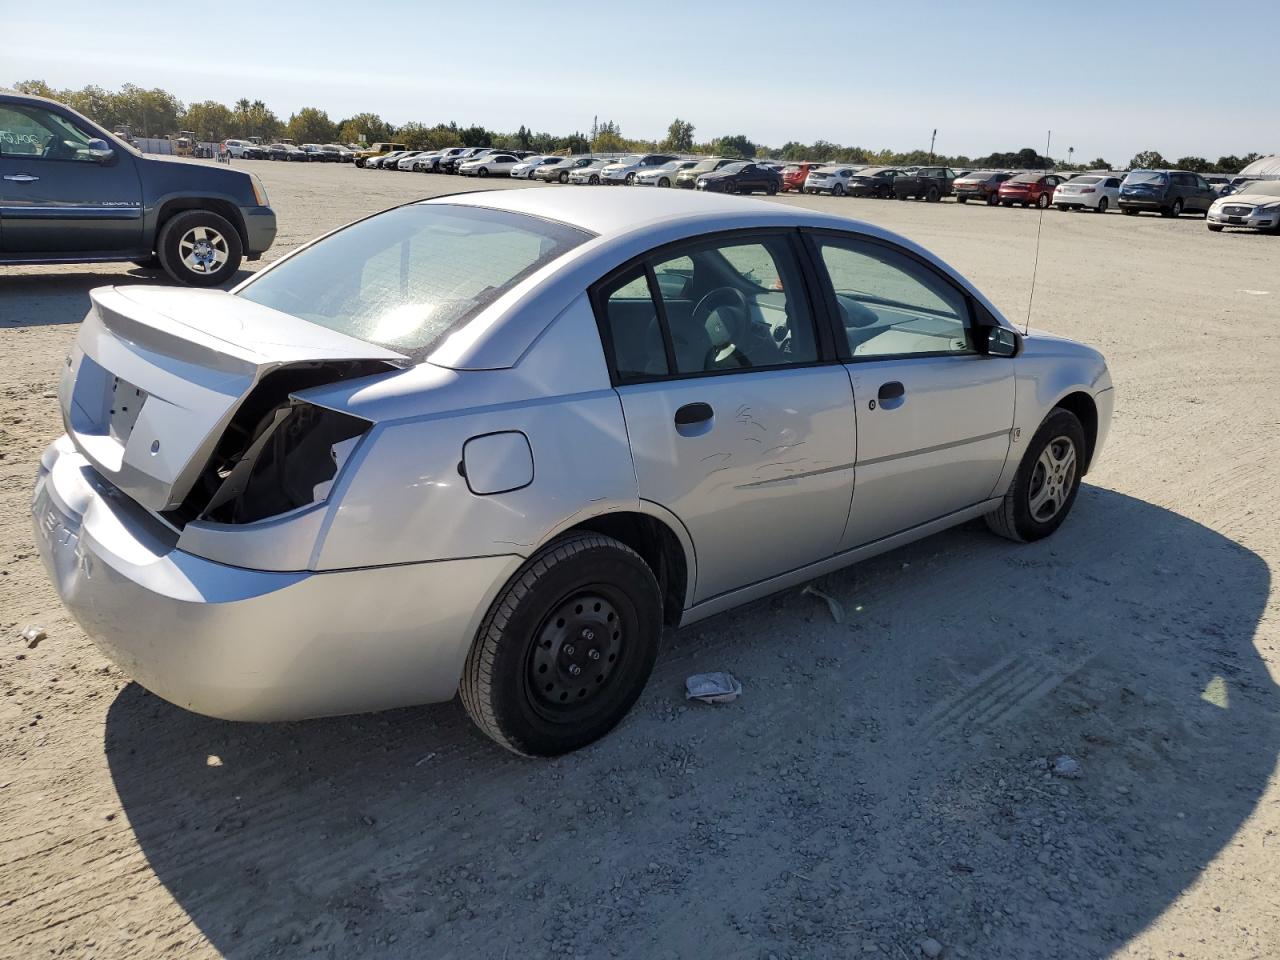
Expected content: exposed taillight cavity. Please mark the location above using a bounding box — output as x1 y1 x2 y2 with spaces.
203 403 370 525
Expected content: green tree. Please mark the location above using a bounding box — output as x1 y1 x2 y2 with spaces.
286 107 336 144
110 84 183 137
712 133 756 158
458 124 492 147
337 112 390 145
13 79 58 99
1129 150 1167 170
661 118 695 153
558 132 590 154
182 101 236 141
1087 157 1109 170
1173 156 1211 173
591 120 625 153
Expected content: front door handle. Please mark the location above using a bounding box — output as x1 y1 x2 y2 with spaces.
3 173 40 182
877 381 905 401
674 402 714 426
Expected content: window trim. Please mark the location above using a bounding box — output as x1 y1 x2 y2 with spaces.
799 228 984 364
587 227 836 388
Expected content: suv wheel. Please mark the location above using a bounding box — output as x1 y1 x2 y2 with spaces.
985 408 1086 543
1163 199 1184 218
1096 197 1109 214
926 186 940 202
461 533 662 756
157 210 242 287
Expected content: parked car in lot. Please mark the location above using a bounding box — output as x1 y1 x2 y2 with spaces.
512 155 558 179
634 159 699 187
265 142 303 161
460 152 521 177
781 162 824 193
321 144 354 162
694 160 782 194
893 166 958 202
0 91 276 286
1118 170 1217 217
804 165 859 196
567 158 616 184
353 142 407 168
846 167 903 199
299 143 327 162
441 147 494 174
997 173 1063 208
31 188 1112 756
222 139 256 159
534 156 595 183
1053 174 1122 213
676 157 737 189
954 171 1014 204
1206 180 1280 233
600 154 678 185
370 151 413 170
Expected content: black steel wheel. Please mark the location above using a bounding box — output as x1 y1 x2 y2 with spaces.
461 533 662 756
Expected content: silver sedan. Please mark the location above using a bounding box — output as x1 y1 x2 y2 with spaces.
34 189 1113 755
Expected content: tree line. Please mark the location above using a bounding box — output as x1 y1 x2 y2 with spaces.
8 80 1267 174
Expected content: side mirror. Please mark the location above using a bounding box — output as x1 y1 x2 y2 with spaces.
986 326 1019 357
87 139 115 163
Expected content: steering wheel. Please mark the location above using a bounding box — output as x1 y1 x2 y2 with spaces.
692 286 753 369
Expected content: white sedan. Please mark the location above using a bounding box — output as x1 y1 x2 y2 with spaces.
1054 174 1122 213
567 158 615 184
634 160 699 187
511 155 560 179
459 152 521 177
1206 180 1280 233
804 165 861 196
34 189 1112 756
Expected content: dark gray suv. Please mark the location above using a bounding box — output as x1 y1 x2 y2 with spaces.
0 92 276 285
1118 169 1217 218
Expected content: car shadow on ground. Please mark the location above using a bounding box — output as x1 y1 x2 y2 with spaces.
0 269 254 328
103 487 1275 959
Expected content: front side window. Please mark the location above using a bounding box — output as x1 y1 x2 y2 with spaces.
0 104 98 161
815 236 973 359
594 234 820 381
239 204 591 357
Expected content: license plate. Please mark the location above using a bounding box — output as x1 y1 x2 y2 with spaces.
1228 217 1244 224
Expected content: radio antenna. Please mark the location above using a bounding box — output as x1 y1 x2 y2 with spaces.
1024 129 1052 334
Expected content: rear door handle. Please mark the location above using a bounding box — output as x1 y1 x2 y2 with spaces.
674 402 714 426
3 174 40 182
877 381 905 401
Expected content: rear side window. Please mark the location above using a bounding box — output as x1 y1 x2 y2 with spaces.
593 233 820 382
239 204 591 358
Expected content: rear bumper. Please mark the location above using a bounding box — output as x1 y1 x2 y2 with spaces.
242 206 277 256
33 436 520 722
1117 198 1164 210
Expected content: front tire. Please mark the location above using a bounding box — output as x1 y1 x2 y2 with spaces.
833 183 845 197
157 210 242 287
985 408 1086 543
559 171 569 184
659 177 670 188
460 533 662 757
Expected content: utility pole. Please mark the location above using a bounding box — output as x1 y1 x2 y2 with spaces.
1068 146 1075 168
929 128 936 163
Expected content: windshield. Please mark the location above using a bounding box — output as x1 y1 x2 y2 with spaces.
719 162 747 174
613 155 641 166
856 167 889 177
1238 180 1280 198
1125 170 1168 185
690 158 722 172
239 204 592 357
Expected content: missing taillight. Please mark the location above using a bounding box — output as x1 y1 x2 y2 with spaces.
203 403 370 524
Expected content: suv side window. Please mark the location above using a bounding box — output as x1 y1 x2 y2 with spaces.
814 235 973 359
0 104 98 161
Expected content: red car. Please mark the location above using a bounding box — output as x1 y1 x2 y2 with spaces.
781 162 823 193
997 173 1065 209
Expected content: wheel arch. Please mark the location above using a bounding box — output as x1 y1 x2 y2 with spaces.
1052 390 1099 473
155 197 248 249
542 506 695 627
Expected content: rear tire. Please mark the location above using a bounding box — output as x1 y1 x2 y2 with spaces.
833 183 845 197
460 533 662 757
926 186 940 202
156 210 242 287
559 171 569 184
956 196 968 204
985 408 1086 543
1096 197 1109 213
1162 199 1183 218
659 177 670 188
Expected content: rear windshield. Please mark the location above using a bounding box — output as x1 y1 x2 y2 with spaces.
1125 170 1168 185
1070 175 1102 184
1009 173 1041 184
238 204 592 357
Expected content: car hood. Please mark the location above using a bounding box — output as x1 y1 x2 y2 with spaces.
1213 193 1280 209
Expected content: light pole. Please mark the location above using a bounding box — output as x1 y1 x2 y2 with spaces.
1068 146 1075 168
929 128 936 163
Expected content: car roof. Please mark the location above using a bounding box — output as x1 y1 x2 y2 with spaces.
426 185 790 234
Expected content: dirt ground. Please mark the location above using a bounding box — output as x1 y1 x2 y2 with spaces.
1 161 1277 960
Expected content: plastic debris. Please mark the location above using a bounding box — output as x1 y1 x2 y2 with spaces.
685 672 742 704
802 583 845 623
20 625 46 649
1051 755 1083 779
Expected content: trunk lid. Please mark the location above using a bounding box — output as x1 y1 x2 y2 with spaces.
61 285 407 514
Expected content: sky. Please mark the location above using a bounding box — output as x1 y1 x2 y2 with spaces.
5 0 1277 163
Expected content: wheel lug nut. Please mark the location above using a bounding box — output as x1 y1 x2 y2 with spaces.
588 649 600 660
568 664 582 676
582 629 595 641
